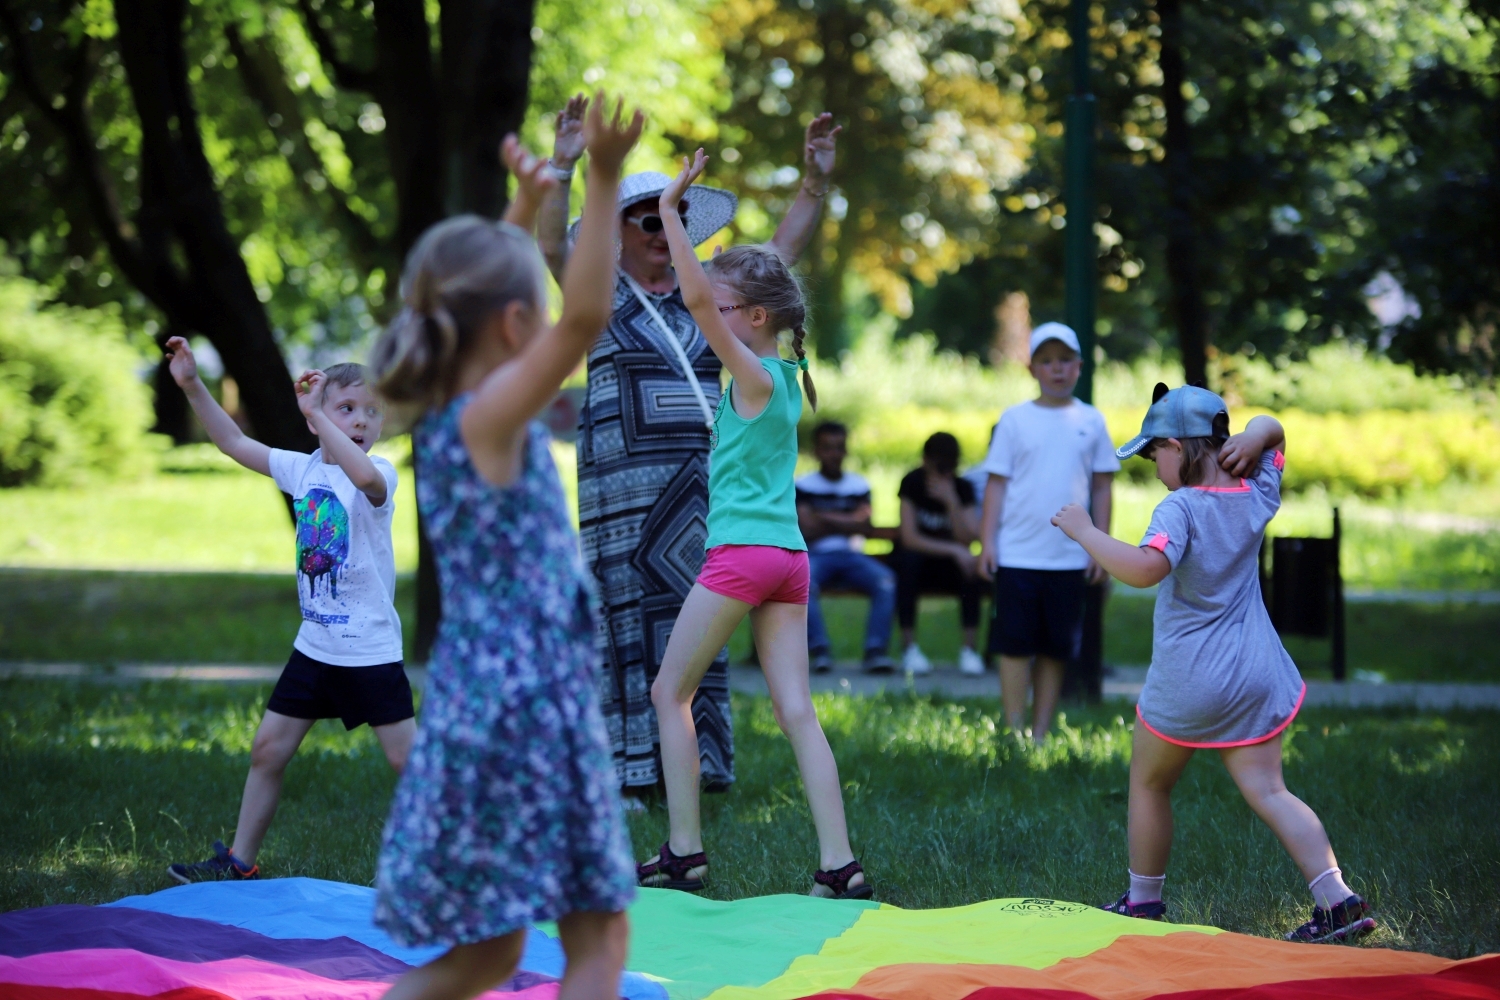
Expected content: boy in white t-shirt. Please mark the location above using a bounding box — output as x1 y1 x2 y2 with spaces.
161 338 413 882
978 323 1119 740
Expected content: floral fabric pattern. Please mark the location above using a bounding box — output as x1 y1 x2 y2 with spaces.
374 400 635 947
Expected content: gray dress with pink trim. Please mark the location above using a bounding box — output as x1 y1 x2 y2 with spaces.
1136 449 1305 747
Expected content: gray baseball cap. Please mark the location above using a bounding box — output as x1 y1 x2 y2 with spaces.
1116 383 1230 459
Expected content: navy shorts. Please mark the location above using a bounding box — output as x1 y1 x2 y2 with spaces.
266 648 415 731
989 568 1086 661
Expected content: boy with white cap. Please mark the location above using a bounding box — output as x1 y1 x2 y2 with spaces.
978 323 1119 740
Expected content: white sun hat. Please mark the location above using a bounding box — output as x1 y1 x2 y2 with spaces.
568 170 739 247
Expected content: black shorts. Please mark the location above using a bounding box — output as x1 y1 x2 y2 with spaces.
266 648 415 731
989 567 1086 661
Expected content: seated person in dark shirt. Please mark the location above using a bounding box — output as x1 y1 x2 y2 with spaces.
796 422 899 674
896 432 985 676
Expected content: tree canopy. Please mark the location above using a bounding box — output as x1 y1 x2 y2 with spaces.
1 0 1495 391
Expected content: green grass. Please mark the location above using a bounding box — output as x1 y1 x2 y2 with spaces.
1 678 1495 958
0 569 420 665
4 568 1495 684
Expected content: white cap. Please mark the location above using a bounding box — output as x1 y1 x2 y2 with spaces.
1029 322 1081 358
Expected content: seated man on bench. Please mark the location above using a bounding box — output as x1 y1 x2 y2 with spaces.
796 422 899 674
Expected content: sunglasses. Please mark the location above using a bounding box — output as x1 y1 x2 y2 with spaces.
623 204 690 234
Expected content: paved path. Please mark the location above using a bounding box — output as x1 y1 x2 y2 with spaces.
4 661 1499 710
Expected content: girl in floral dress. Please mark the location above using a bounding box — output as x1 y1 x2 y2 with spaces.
368 95 642 1000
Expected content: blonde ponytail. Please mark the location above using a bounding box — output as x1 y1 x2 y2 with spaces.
371 216 546 427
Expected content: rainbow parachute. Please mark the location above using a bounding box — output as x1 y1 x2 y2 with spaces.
2 878 1497 1000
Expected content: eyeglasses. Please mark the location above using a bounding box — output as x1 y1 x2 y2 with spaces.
623 205 690 234
718 304 747 314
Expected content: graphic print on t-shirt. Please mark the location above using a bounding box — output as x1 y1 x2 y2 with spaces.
294 487 350 601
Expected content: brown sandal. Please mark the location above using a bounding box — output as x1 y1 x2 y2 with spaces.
811 859 872 900
636 842 708 892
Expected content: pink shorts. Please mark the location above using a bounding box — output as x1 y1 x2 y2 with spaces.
697 545 810 606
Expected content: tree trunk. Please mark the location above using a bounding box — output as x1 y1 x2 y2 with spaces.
114 0 316 452
374 0 447 256
369 0 535 661
1158 0 1209 388
441 0 535 217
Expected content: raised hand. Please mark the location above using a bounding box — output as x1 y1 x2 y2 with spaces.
582 92 645 176
661 149 708 212
164 336 199 388
294 370 327 418
501 134 558 205
803 113 841 194
552 93 588 168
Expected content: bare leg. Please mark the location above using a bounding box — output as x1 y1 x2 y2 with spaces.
1127 724 1195 877
380 932 524 1000
1031 656 1066 739
753 601 861 888
557 910 630 1000
1219 735 1338 883
230 710 315 865
374 717 417 773
649 584 751 859
998 655 1031 731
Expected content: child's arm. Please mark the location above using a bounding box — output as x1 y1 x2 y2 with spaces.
1220 415 1286 477
164 337 272 476
1051 503 1170 589
978 474 1006 579
296 370 388 506
459 95 642 480
500 134 558 233
659 150 774 410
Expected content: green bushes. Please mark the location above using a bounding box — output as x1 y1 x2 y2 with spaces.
0 279 154 487
808 326 1500 497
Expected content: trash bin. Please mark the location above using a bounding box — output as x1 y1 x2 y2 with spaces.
1260 509 1346 681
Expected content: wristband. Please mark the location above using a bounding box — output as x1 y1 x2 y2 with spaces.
549 160 576 181
802 180 831 198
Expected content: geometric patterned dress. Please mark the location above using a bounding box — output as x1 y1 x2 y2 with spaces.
577 274 735 791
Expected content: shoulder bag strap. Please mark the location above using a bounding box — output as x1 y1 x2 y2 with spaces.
622 271 715 428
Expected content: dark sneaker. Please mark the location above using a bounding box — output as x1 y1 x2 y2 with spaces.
167 840 259 884
862 653 898 674
810 651 835 674
1101 892 1166 920
1287 893 1377 943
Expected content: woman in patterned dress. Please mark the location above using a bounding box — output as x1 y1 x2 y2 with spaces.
369 101 641 1000
538 97 841 799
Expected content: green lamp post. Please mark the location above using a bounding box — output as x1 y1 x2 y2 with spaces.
1065 0 1097 403
1065 0 1106 702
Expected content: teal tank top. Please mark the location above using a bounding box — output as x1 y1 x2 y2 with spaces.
705 356 807 551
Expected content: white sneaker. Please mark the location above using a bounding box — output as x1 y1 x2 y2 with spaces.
902 645 933 676
958 647 986 676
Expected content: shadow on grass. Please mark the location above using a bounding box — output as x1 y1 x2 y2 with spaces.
3 679 1497 958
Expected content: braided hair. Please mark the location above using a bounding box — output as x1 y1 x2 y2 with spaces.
370 215 547 426
705 244 817 411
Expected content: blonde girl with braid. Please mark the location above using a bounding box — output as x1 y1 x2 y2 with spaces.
635 149 870 901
